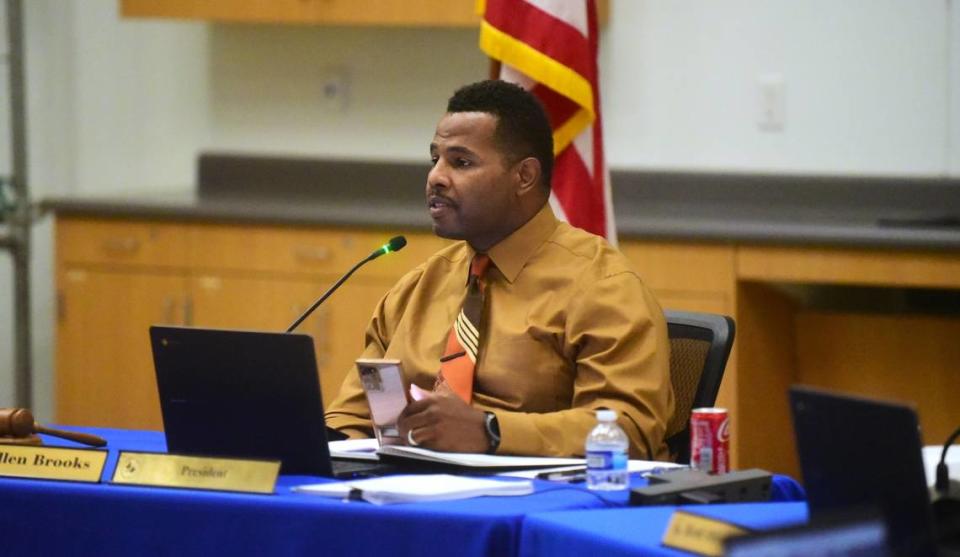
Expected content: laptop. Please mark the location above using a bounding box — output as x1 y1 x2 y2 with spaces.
789 385 939 556
149 325 393 477
725 512 892 557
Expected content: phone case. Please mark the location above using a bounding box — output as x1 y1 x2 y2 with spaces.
356 359 409 446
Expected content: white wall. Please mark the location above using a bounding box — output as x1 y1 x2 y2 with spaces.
950 0 960 175
602 0 952 176
1 0 958 418
206 25 488 159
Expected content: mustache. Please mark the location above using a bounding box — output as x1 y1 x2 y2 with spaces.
427 192 456 206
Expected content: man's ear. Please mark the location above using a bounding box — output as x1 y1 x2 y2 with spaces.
515 157 542 197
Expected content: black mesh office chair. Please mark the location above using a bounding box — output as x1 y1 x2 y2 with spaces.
663 310 736 464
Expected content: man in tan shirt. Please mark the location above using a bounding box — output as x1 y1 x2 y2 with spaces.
325 80 674 459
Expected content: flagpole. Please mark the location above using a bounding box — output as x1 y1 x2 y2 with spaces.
489 59 501 80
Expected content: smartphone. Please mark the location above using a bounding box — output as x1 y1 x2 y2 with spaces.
356 358 410 446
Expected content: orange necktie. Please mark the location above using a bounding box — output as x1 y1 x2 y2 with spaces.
435 254 490 403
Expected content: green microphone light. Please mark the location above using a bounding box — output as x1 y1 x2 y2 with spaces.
376 235 408 258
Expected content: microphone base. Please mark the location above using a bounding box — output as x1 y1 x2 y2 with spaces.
934 483 960 552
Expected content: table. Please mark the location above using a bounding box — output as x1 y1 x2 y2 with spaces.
0 428 804 557
520 502 809 557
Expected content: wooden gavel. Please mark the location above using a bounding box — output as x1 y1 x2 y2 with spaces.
0 408 107 447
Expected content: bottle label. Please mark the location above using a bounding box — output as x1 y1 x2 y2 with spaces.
586 450 627 471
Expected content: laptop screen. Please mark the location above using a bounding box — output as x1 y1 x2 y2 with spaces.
790 385 938 556
150 326 333 475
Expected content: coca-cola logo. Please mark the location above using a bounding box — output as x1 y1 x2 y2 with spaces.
717 418 730 442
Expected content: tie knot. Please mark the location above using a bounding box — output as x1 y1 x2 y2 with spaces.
470 254 491 279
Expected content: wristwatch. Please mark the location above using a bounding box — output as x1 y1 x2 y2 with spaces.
483 411 501 454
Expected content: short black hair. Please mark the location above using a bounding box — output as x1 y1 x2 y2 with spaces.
446 80 554 192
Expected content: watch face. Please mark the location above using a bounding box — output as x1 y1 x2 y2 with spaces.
485 412 501 452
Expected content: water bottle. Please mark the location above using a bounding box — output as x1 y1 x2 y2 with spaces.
585 409 629 491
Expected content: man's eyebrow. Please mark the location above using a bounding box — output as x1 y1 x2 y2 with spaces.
430 142 478 158
443 145 477 157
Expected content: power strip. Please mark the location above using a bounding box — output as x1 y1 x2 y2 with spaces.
630 468 773 506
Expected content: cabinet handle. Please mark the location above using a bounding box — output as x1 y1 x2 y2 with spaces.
293 246 330 263
183 296 193 326
162 297 177 324
101 237 141 255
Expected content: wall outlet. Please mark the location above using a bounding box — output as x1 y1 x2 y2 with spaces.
757 73 785 132
320 68 350 111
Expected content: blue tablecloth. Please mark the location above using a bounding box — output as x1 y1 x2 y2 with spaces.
0 427 805 556
520 502 810 557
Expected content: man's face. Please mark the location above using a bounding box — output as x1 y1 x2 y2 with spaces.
427 111 520 251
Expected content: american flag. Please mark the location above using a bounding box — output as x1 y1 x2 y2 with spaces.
479 0 615 243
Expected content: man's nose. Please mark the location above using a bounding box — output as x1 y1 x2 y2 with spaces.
427 161 449 190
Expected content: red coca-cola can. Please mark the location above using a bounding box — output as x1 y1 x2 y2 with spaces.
690 408 730 474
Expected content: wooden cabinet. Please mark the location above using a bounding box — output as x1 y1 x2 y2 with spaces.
119 0 609 27
57 217 959 477
55 217 446 429
620 240 736 316
57 269 187 430
119 0 482 27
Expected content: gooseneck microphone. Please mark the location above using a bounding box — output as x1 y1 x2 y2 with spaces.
936 425 960 495
286 236 407 333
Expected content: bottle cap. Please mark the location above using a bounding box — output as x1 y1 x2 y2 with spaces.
596 409 617 422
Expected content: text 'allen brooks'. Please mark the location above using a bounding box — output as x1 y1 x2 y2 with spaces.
0 451 92 469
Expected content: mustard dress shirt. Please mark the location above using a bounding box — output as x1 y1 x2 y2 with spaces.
325 204 675 459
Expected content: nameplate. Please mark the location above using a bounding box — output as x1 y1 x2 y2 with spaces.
0 444 107 483
661 510 750 556
111 451 280 494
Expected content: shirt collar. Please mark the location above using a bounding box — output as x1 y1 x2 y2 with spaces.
484 203 558 283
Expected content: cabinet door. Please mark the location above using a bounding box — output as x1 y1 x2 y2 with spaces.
188 274 372 407
57 269 187 429
120 0 481 26
313 278 394 404
620 241 736 315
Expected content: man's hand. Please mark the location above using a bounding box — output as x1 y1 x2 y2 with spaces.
398 389 488 453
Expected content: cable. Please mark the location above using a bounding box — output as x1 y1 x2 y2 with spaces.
524 485 624 508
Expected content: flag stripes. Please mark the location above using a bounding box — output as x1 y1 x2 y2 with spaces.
479 0 616 242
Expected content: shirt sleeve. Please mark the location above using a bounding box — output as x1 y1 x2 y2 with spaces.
495 271 674 460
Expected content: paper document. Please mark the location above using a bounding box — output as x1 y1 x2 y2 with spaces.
499 459 684 479
329 438 381 461
293 474 534 505
377 445 583 469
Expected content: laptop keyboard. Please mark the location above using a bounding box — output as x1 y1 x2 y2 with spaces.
331 459 398 479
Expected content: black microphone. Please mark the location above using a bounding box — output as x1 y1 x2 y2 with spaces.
286 236 407 333
936 425 960 495
933 425 960 548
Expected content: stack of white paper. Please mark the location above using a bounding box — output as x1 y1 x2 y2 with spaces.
377 445 584 469
329 438 381 461
293 474 534 505
328 439 585 470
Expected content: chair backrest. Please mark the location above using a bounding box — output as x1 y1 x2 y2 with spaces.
663 310 736 464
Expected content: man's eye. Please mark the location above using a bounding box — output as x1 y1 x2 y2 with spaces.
430 156 439 165
456 159 472 168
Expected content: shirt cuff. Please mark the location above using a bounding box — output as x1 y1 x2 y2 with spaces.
494 410 547 456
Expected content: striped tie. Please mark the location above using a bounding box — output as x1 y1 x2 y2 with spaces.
435 254 491 404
